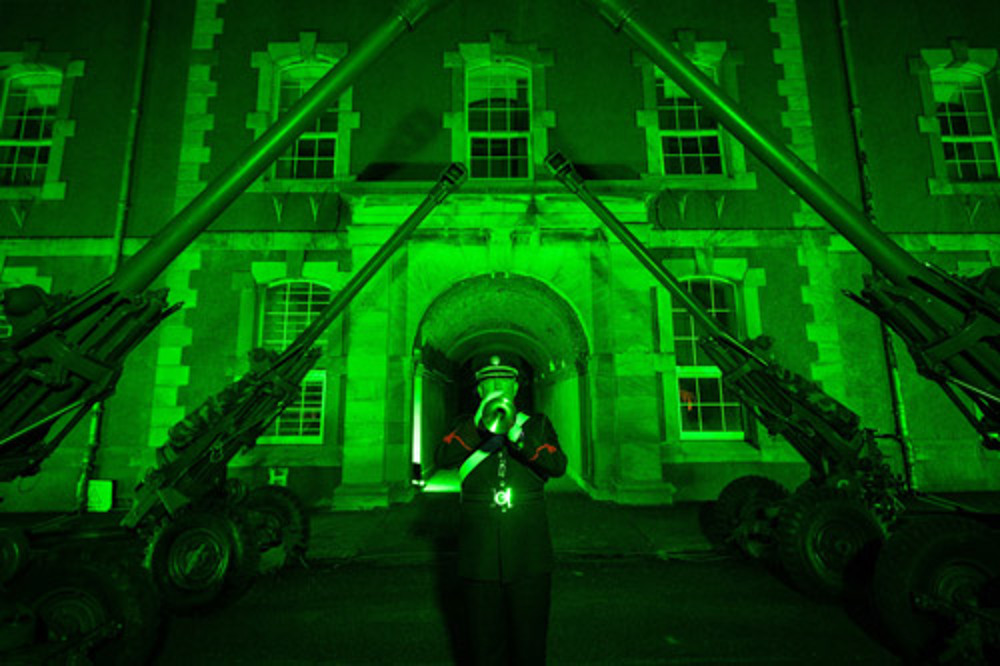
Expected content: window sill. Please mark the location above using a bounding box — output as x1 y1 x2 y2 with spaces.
257 437 324 446
641 171 757 191
338 174 756 196
0 182 66 200
928 178 1000 196
254 177 356 194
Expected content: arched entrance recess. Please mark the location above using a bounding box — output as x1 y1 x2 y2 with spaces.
410 272 591 493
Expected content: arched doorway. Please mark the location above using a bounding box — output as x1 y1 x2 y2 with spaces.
410 272 591 493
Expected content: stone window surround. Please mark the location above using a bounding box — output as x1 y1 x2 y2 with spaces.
672 275 746 441
656 256 766 456
239 260 345 447
246 32 360 193
911 40 1000 196
633 32 756 191
443 31 555 182
0 42 83 201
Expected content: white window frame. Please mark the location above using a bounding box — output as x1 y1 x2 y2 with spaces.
654 63 726 178
443 32 555 186
258 368 327 445
247 33 359 193
634 37 755 190
465 61 533 180
931 68 999 182
0 51 82 201
257 278 332 445
912 43 1000 195
272 56 341 182
673 276 745 441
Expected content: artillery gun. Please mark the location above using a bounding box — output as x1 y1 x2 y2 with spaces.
0 0 450 661
548 150 901 597
122 162 467 613
577 0 1000 662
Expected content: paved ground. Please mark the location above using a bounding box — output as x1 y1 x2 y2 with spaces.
150 555 900 665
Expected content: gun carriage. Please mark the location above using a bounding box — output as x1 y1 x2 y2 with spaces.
569 1 1000 662
0 0 453 661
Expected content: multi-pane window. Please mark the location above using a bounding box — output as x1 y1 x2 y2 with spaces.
673 278 744 439
258 280 332 444
932 69 999 182
274 59 338 180
467 63 531 179
0 68 61 187
259 280 333 350
656 66 724 176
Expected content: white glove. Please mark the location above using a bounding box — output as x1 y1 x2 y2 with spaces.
508 412 530 444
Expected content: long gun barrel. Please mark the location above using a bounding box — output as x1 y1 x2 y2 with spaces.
579 0 1000 446
122 163 468 529
547 151 888 483
0 0 449 482
111 0 447 296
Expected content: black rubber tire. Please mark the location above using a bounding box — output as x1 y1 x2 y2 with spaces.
243 485 310 572
703 475 789 558
873 515 1000 661
149 507 259 614
776 484 885 601
9 552 159 665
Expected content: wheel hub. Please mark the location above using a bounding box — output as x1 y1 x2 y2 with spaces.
930 558 993 607
167 527 230 591
36 587 106 641
812 518 866 573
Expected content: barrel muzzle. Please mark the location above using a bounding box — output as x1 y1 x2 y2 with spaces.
396 0 447 30
580 0 636 32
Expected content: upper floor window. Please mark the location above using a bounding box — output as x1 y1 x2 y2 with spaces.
257 279 332 444
275 58 338 180
0 68 60 188
247 34 358 193
634 38 755 190
443 32 554 184
466 63 531 179
913 43 1000 195
673 277 745 440
932 68 999 182
656 65 724 176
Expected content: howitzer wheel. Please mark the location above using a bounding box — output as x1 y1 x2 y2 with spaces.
873 515 1000 662
703 475 788 559
243 485 310 573
8 552 159 665
776 484 885 601
149 506 259 614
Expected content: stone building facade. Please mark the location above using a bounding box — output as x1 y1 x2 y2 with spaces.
1 0 998 511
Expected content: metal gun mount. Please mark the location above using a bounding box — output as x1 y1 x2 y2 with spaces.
122 162 468 530
0 0 451 482
579 0 1000 449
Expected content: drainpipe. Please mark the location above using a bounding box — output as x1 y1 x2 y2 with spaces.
833 0 915 490
76 0 154 511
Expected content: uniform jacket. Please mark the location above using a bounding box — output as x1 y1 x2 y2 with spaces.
436 412 568 582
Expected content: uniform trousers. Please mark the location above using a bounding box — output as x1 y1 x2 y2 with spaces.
460 573 551 666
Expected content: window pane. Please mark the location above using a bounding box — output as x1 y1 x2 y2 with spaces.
511 109 530 131
315 160 334 178
491 159 509 179
677 108 696 130
469 109 488 131
697 377 721 404
471 159 488 178
275 59 339 180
